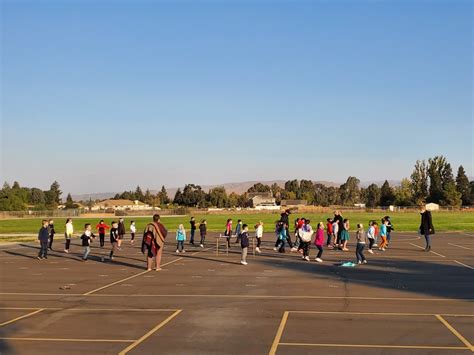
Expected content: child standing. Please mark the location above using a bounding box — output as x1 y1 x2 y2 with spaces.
64 218 73 253
176 224 186 253
326 218 333 248
117 218 126 249
224 219 233 248
130 221 136 245
95 220 110 248
300 219 313 261
255 221 263 254
234 220 243 244
314 222 325 262
189 217 196 245
373 221 379 247
109 221 119 260
38 220 50 260
276 223 288 253
384 216 394 247
340 219 350 251
240 224 250 265
356 223 368 264
80 224 96 261
367 221 376 254
379 219 388 251
199 220 207 248
332 219 339 249
48 219 55 251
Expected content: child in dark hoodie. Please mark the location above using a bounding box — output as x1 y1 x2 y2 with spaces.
38 220 50 260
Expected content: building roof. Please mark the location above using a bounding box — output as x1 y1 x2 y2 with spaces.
95 199 147 207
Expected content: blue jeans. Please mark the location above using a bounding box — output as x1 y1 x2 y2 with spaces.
356 243 366 262
387 231 391 243
190 230 195 244
424 234 431 249
83 246 91 260
38 241 48 258
176 240 184 251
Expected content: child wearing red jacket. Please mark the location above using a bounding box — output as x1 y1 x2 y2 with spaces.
326 218 334 248
96 220 110 248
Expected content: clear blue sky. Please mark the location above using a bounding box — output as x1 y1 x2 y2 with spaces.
1 0 472 195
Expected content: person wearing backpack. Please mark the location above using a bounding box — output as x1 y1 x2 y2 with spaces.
142 214 168 271
299 219 313 261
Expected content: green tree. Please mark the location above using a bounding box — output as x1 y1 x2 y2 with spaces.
339 177 360 206
49 181 62 205
208 187 228 208
228 192 239 207
173 188 183 205
456 165 471 206
158 186 170 205
30 188 46 205
65 193 75 209
380 180 395 206
365 183 381 208
411 160 429 205
442 181 462 207
134 186 145 202
12 181 20 189
247 183 271 194
394 178 413 206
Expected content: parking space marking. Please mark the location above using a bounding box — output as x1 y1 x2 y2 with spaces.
0 337 135 343
454 260 474 270
278 343 468 350
269 311 289 355
269 310 474 354
0 308 44 327
436 314 474 351
410 243 446 257
118 309 182 355
449 243 472 250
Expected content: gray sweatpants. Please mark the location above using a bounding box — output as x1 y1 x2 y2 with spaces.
241 247 248 263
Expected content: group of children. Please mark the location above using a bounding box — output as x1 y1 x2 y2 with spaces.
37 218 137 261
37 213 394 266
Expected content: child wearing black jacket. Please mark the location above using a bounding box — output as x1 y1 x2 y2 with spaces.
199 220 207 248
240 224 249 265
109 222 119 260
38 220 50 260
80 223 96 261
48 219 55 251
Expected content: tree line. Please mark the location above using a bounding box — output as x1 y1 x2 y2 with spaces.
1 156 472 211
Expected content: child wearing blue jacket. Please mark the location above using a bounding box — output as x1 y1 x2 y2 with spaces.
37 220 50 260
176 224 186 253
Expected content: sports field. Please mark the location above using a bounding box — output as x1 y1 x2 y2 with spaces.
0 211 473 240
0 231 472 354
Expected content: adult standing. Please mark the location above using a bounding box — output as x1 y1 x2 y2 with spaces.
189 217 196 245
419 206 435 251
332 211 344 249
142 214 168 271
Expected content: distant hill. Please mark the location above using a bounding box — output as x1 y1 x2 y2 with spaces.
72 179 413 201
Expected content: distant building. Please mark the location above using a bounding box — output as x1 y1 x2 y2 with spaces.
250 194 279 211
91 199 151 211
280 200 308 207
425 203 440 211
354 203 366 208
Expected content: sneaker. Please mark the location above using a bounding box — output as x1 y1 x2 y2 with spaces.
182 250 186 253
256 247 261 253
37 256 42 260
82 258 88 262
290 247 298 252
315 258 323 263
381 248 386 251
273 247 277 251
176 250 180 253
363 260 368 264
200 244 204 248
241 261 248 265
373 244 378 247
304 256 310 261
343 248 349 251
368 249 374 254
64 249 69 253
358 261 362 265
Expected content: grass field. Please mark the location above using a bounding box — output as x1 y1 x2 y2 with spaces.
0 211 473 238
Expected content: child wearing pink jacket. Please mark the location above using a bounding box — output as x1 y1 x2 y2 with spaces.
314 222 325 262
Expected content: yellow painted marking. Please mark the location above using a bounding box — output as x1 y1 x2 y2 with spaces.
83 247 210 295
1 293 472 302
288 310 474 317
0 337 134 343
436 314 474 351
83 270 151 295
118 309 182 355
269 311 289 355
449 243 472 250
0 308 44 327
454 260 474 270
278 343 469 350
